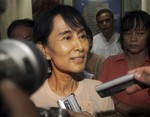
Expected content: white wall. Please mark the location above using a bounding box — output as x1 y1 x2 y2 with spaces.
62 0 73 5
0 0 32 39
141 0 150 13
17 0 32 19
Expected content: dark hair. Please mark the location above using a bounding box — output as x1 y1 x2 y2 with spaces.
96 9 114 22
86 26 93 49
119 10 150 57
33 5 90 44
7 18 35 38
32 0 59 20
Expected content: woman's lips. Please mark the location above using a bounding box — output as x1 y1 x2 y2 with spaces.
71 56 85 64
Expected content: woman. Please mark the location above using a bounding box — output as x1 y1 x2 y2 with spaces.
99 10 150 109
30 5 114 116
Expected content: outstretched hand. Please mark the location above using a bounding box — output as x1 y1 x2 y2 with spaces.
126 66 150 94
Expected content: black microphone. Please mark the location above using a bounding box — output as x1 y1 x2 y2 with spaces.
0 39 47 94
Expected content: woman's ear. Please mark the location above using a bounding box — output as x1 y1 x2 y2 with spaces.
36 42 51 60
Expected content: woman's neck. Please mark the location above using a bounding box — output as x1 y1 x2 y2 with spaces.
125 50 148 70
48 72 79 96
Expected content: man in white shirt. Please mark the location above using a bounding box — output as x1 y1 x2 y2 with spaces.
91 9 122 58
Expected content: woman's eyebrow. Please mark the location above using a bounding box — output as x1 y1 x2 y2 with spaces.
58 28 85 36
58 30 71 36
77 28 85 33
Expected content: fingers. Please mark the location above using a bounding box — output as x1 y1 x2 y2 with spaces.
127 67 143 79
0 80 39 117
129 66 150 86
127 66 150 92
128 66 150 80
126 84 142 94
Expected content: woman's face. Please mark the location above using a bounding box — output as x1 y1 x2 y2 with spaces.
123 24 149 54
45 15 89 74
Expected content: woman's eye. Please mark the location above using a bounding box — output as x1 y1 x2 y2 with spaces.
124 32 131 36
63 36 71 40
136 31 144 35
79 34 87 39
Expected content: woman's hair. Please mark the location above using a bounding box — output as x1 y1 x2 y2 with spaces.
33 5 90 45
119 10 150 57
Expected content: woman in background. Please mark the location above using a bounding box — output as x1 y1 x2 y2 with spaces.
99 10 150 109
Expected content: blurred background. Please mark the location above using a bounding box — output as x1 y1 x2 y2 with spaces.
0 0 149 39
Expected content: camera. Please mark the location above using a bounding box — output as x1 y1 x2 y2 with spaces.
0 39 48 117
0 39 47 94
57 93 81 112
38 107 70 117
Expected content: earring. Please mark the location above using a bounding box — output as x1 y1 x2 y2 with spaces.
46 57 51 60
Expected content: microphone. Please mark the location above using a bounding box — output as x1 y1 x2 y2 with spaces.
0 39 47 94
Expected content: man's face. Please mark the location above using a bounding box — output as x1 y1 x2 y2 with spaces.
10 25 33 41
96 12 114 35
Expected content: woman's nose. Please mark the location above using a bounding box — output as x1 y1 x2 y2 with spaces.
74 38 84 52
130 32 137 41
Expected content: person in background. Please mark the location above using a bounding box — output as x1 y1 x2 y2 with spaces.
91 9 122 58
85 27 105 80
7 18 35 41
30 5 114 116
7 18 52 76
99 10 150 110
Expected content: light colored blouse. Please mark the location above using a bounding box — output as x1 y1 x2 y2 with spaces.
30 79 114 116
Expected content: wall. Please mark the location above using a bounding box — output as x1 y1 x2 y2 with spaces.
0 0 150 39
141 0 150 13
0 0 32 39
61 0 73 5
